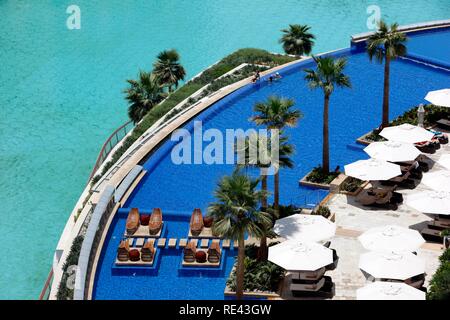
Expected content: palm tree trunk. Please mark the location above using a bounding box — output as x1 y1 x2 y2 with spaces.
236 234 245 299
261 172 268 208
274 171 280 214
382 54 391 128
257 171 268 261
323 94 330 173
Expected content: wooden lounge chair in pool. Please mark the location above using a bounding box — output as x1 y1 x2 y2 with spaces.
183 240 197 263
207 241 221 263
140 241 156 262
149 208 163 235
126 208 140 235
117 240 130 262
190 208 204 236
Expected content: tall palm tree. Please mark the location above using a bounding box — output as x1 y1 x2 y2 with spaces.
235 133 272 261
279 24 315 56
251 96 302 212
367 20 407 128
207 169 271 299
273 134 295 216
124 71 166 123
153 49 186 92
304 56 351 173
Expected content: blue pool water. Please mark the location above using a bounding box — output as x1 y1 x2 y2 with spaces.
1 1 450 299
407 28 450 68
94 209 237 300
93 29 450 299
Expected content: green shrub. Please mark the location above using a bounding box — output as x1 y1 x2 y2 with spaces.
227 244 285 293
56 235 84 300
306 166 339 184
277 204 302 219
312 205 331 218
427 248 450 300
340 177 363 193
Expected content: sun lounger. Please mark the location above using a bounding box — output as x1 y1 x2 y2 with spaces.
405 273 425 289
356 190 398 210
190 208 204 236
437 119 450 130
126 208 140 235
291 276 335 298
431 130 449 144
421 228 442 242
414 141 436 154
140 241 156 262
381 171 416 189
183 240 197 263
149 208 163 235
117 240 130 261
207 240 221 263
398 162 423 180
428 219 450 231
290 277 326 292
291 268 326 282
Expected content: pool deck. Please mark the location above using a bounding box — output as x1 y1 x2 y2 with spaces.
279 140 449 300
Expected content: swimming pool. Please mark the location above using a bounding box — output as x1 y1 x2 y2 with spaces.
93 28 450 300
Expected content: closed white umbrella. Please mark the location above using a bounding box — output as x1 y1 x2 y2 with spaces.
268 240 333 271
422 170 450 192
357 282 426 300
358 225 425 253
359 251 425 280
364 141 421 162
344 158 402 181
438 154 450 171
425 88 450 107
380 123 434 144
273 214 336 242
405 190 450 215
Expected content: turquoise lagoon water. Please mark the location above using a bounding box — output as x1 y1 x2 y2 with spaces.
1 0 449 299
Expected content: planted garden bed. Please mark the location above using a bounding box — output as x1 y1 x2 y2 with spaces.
300 166 341 189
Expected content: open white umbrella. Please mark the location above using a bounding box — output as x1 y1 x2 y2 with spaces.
379 123 434 144
357 282 425 300
359 251 425 280
268 240 333 271
364 141 421 162
425 88 450 107
405 190 450 215
273 214 336 242
358 225 425 253
344 158 401 181
422 170 450 192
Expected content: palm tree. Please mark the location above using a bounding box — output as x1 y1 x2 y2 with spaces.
207 169 272 299
235 133 272 261
273 134 295 216
279 24 315 56
251 96 302 212
153 49 186 92
304 56 351 173
124 71 166 123
367 20 407 128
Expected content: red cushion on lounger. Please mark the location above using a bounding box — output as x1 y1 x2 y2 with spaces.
203 216 214 228
140 214 150 226
129 249 140 261
195 251 207 263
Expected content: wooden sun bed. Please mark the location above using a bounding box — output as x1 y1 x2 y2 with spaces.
421 228 442 242
149 208 163 235
207 240 221 264
124 222 164 238
437 119 450 130
115 240 157 266
190 208 204 236
125 208 140 235
182 249 221 267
